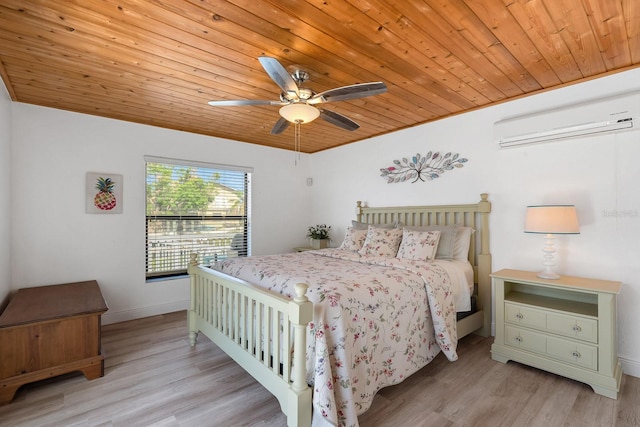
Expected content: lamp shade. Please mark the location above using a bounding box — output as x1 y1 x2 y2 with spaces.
524 205 580 234
279 103 320 124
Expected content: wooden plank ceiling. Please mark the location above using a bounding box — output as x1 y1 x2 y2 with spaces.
0 0 638 153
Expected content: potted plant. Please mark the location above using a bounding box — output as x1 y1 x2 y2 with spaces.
306 224 331 249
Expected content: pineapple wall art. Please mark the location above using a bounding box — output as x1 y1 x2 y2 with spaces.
86 173 123 214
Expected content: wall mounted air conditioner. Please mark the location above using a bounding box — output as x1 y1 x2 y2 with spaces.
494 91 639 148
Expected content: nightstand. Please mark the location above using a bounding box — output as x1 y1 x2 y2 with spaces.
491 269 622 399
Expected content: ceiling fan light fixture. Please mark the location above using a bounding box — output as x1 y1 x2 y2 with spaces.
279 103 320 124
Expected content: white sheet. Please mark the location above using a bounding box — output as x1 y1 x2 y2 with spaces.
430 259 473 312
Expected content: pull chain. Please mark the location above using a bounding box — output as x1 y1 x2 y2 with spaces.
294 120 302 165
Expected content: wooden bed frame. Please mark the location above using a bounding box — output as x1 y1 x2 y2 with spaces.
187 194 491 427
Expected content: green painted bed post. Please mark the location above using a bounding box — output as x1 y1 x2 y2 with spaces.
477 193 492 337
356 200 363 223
288 283 313 427
188 253 199 346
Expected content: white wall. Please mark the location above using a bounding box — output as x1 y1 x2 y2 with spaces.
309 68 640 377
10 104 312 324
6 69 640 378
0 80 11 309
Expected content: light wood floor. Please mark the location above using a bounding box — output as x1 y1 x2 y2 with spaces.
1 311 638 427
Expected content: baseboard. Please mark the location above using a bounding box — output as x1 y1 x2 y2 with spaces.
620 355 640 379
101 299 189 325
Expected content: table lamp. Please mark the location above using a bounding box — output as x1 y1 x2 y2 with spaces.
524 205 580 279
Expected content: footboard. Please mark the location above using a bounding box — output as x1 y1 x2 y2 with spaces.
187 254 313 427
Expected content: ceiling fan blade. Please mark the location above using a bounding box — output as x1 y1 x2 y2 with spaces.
270 117 290 135
319 109 360 131
258 56 300 101
208 99 286 107
308 82 387 104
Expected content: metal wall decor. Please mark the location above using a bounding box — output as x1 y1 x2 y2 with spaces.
380 151 468 183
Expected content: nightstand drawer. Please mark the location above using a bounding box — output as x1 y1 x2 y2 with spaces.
505 303 546 329
505 302 597 344
546 312 597 344
505 325 546 354
505 325 598 370
547 335 598 370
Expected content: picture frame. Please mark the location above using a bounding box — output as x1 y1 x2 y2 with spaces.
86 172 123 214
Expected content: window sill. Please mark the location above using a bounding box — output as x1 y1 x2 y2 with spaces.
145 274 189 283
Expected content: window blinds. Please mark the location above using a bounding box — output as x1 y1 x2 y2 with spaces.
145 158 251 278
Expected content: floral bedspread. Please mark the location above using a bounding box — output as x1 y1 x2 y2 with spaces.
213 249 458 427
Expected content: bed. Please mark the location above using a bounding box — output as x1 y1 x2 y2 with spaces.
187 194 491 427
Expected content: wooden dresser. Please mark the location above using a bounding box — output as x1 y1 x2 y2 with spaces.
0 280 108 404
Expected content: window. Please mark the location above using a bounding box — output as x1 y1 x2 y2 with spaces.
145 157 251 279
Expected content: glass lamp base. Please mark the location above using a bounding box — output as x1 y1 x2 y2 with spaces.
537 269 560 279
538 234 560 279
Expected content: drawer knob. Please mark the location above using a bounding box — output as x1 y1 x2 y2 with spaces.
572 325 582 333
515 336 523 343
571 351 581 358
516 313 524 320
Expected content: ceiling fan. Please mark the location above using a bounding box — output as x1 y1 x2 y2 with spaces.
208 56 387 135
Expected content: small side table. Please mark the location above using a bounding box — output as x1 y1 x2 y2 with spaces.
491 269 622 399
0 280 108 404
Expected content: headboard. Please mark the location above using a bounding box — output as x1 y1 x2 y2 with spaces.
355 193 492 337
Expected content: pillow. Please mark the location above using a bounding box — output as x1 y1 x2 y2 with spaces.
358 226 403 257
405 224 459 260
338 227 368 252
351 220 396 230
397 229 441 261
453 226 475 260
